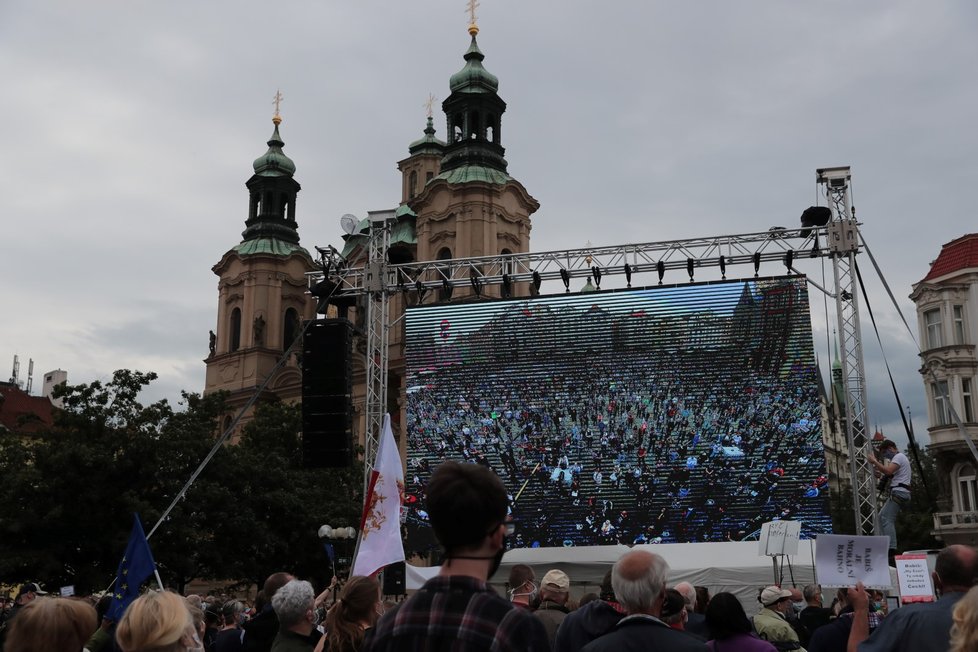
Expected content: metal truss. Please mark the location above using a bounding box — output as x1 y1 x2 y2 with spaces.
362 209 395 474
312 167 875 535
819 166 879 537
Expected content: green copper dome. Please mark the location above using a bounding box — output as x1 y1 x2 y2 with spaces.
409 116 447 155
253 122 296 177
449 35 499 93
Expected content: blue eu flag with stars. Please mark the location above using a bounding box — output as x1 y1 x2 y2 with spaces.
106 514 158 621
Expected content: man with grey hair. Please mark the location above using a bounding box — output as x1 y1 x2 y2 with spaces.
673 581 708 639
582 550 707 652
270 579 321 652
798 583 831 645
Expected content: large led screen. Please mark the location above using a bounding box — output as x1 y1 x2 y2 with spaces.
403 276 831 551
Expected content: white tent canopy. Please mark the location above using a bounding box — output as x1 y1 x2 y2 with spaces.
407 540 819 613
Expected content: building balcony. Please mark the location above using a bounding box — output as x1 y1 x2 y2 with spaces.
919 344 977 371
933 511 978 546
927 424 978 449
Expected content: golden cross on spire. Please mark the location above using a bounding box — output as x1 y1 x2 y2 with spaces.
466 0 480 34
272 89 284 125
424 94 437 119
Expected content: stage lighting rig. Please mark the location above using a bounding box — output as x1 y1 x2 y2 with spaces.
592 266 602 289
753 252 761 277
415 280 427 304
624 264 632 288
657 260 665 285
470 273 483 297
501 274 512 298
687 258 695 282
560 268 570 293
532 271 542 293
719 255 726 279
784 250 794 272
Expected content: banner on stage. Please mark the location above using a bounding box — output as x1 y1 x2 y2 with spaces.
814 534 891 589
758 520 801 556
895 554 934 603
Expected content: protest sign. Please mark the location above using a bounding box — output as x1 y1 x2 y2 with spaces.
60 585 75 597
895 554 934 603
758 520 802 556
814 534 891 589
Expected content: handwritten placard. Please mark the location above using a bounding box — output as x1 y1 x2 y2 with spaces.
814 534 891 589
895 555 934 603
60 585 74 597
758 520 802 556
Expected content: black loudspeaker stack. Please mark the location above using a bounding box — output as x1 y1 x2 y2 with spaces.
382 561 406 595
302 319 354 468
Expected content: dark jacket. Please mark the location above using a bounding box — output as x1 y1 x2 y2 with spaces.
242 609 279 652
686 611 710 640
554 600 624 652
535 600 570 647
582 614 709 652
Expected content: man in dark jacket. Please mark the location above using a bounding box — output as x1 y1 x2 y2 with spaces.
581 550 707 652
242 572 293 652
535 569 572 647
553 570 624 652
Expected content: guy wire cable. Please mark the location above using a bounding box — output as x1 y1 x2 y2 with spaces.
853 260 933 504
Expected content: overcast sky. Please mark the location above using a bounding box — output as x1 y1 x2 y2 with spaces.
2 2 975 449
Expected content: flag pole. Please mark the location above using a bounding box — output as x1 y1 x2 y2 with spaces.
154 569 165 591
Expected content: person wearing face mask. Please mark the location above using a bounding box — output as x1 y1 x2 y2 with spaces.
508 564 537 608
363 461 549 651
753 586 806 651
270 580 321 652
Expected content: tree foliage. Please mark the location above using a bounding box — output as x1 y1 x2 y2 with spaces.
0 370 362 594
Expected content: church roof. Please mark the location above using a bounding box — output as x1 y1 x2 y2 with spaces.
449 34 499 94
434 164 511 185
233 237 311 258
252 121 296 177
409 116 446 156
921 233 978 282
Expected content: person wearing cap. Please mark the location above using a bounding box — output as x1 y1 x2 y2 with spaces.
0 581 48 647
363 461 549 652
554 569 625 652
535 569 572 647
753 586 805 651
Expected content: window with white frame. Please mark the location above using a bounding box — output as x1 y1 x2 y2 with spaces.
953 305 966 344
932 380 950 426
957 463 977 512
965 378 975 423
925 308 943 349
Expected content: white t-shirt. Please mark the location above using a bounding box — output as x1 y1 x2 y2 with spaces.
890 452 911 492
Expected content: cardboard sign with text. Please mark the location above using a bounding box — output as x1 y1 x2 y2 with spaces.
758 520 802 556
895 554 934 603
814 534 891 589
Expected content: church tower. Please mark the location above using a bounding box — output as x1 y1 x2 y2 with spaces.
409 18 539 298
204 109 315 435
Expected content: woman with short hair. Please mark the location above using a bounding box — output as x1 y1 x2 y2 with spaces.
3 597 97 652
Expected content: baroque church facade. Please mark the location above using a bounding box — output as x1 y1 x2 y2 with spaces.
204 20 537 446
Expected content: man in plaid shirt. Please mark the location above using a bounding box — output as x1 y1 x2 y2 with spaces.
363 461 550 652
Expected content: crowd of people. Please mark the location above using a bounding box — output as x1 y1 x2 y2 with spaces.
3 461 976 652
405 344 831 550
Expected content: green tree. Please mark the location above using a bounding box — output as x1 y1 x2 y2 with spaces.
0 371 363 594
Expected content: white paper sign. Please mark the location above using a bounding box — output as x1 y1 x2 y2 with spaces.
758 520 802 556
895 555 934 603
814 534 891 589
60 585 74 597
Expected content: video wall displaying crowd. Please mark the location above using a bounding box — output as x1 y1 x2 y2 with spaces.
402 276 832 552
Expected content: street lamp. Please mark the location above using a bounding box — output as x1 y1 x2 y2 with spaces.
319 524 357 578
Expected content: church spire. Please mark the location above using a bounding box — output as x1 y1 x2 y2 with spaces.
440 11 508 175
242 101 301 245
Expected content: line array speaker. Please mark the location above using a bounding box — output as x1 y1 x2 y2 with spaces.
302 318 354 468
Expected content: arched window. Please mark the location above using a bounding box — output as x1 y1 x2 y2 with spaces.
409 170 419 199
438 248 453 302
957 463 977 512
229 307 242 352
452 114 464 143
501 248 514 276
283 308 300 351
487 114 499 143
469 111 480 139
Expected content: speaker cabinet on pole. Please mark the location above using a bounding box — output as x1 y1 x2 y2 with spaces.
302 318 354 468
382 561 406 595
